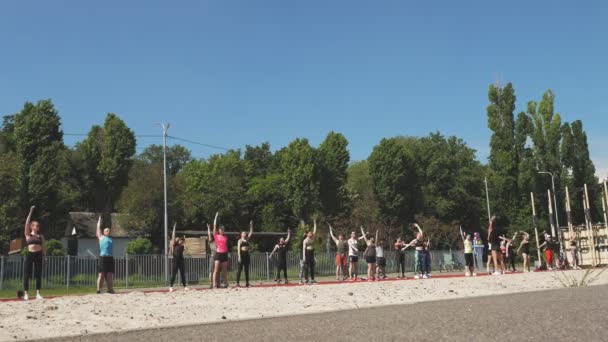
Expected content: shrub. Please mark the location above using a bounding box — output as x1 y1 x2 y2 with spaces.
126 237 153 255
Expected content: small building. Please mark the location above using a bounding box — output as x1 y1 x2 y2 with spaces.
61 212 136 257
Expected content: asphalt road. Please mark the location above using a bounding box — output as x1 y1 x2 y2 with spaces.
49 284 608 342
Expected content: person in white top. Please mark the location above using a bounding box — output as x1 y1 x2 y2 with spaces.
347 231 359 281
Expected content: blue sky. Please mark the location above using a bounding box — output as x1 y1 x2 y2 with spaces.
1 1 607 177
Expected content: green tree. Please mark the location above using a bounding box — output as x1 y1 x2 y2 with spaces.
78 113 136 212
138 144 192 175
368 137 419 225
126 237 153 255
45 239 65 256
486 83 518 224
346 160 380 227
280 138 320 221
180 150 248 228
318 132 350 219
13 100 66 237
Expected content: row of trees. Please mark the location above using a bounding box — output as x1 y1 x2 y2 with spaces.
486 83 600 235
1 85 600 253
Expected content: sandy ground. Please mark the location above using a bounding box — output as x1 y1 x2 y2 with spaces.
1 270 607 341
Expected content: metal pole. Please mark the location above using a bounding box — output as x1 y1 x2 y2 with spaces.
548 189 556 237
531 192 542 266
0 255 4 291
66 255 70 291
160 122 170 285
484 177 492 224
549 175 562 251
266 252 270 281
126 254 129 289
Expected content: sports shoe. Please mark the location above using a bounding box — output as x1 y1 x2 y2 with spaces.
473 273 477 276
422 275 429 279
492 272 502 276
465 273 471 277
36 292 43 300
169 287 174 292
184 287 189 291
414 275 421 279
23 293 29 301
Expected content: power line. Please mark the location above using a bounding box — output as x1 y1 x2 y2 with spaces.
167 135 231 151
64 133 232 152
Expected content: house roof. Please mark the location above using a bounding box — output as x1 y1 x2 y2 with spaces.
65 212 131 238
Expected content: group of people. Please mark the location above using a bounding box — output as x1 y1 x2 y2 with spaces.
21 207 116 300
19 209 582 300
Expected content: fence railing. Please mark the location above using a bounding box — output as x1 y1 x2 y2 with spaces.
0 250 465 291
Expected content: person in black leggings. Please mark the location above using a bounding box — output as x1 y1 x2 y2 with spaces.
394 237 406 278
169 237 188 292
236 221 254 288
23 206 45 301
270 229 291 284
302 219 317 284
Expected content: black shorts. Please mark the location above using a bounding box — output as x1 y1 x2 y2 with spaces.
98 256 115 274
490 243 501 252
376 257 386 267
365 256 376 264
349 255 359 263
464 253 473 267
214 252 228 263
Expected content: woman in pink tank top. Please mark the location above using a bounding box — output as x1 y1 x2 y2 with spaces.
208 212 229 288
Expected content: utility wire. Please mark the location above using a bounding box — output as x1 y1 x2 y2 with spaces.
167 135 231 151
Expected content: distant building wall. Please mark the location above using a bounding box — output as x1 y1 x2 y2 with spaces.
61 238 135 257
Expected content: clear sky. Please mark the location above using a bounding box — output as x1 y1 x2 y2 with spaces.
1 1 607 177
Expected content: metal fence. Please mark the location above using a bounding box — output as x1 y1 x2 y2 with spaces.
0 250 464 291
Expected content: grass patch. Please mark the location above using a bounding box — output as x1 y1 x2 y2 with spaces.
553 266 608 288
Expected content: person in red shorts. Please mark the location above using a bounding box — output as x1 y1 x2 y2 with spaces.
329 224 348 281
539 234 555 270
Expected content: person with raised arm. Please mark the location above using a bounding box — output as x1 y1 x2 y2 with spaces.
376 233 387 279
269 228 291 284
360 226 377 281
517 231 531 272
302 219 318 284
403 224 426 279
502 233 517 272
472 232 484 273
347 230 360 281
169 236 188 292
236 220 254 288
460 226 475 277
394 237 406 279
329 224 348 281
487 216 503 275
538 234 556 271
206 222 216 287
211 212 230 288
23 206 45 300
96 215 115 294
569 235 580 270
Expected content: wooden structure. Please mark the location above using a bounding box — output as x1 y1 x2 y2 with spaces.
562 224 608 267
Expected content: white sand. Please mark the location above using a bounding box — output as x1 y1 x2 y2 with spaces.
1 270 607 341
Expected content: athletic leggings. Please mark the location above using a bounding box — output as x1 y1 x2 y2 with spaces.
170 259 186 287
506 254 516 271
396 254 405 275
276 260 288 280
24 251 43 291
424 251 431 274
416 250 427 275
304 250 315 280
237 253 251 285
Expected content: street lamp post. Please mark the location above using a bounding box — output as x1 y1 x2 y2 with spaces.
539 171 560 246
159 122 170 285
